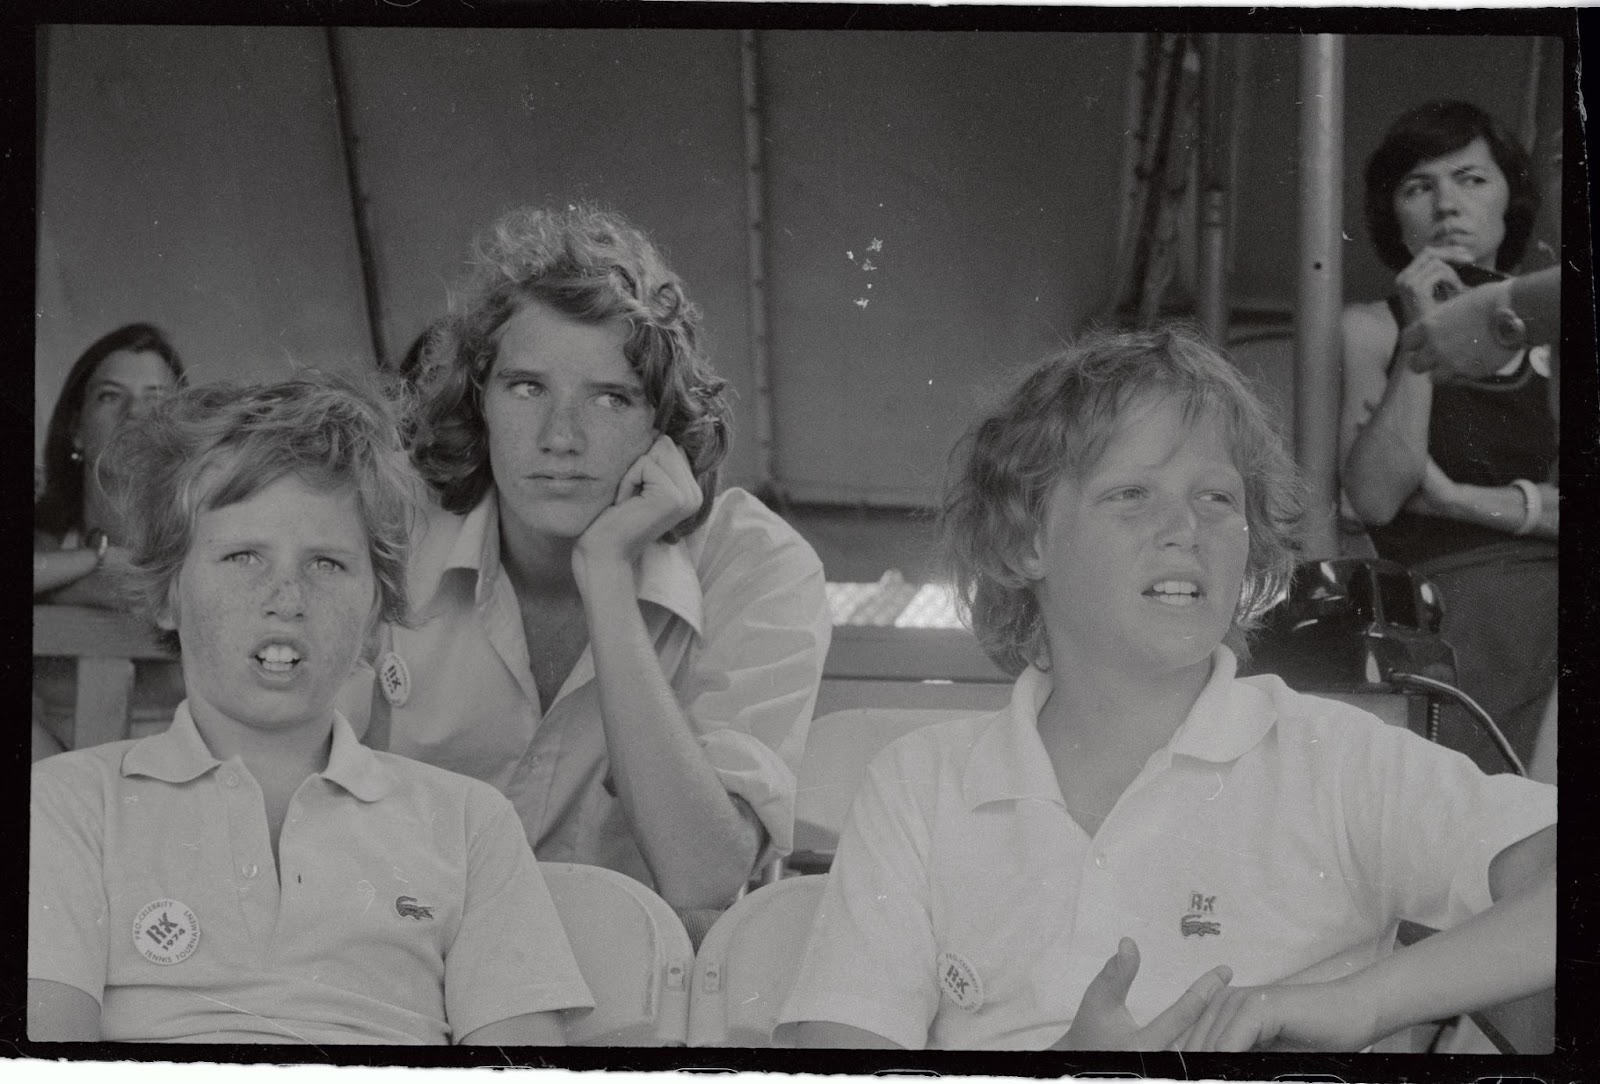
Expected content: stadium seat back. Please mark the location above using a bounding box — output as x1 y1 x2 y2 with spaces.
688 875 827 1046
540 862 693 1046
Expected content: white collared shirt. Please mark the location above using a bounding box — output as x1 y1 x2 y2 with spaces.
342 486 830 888
776 648 1556 1049
29 704 593 1043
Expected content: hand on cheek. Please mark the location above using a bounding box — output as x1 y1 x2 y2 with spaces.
573 435 701 580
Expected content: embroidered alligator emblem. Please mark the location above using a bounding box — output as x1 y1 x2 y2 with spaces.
396 896 435 920
1180 914 1221 938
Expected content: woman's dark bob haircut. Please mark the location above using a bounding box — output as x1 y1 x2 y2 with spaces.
37 323 186 539
409 205 731 541
942 325 1304 677
1364 99 1540 273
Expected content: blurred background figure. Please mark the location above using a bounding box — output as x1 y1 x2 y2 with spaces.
34 324 188 760
1339 101 1557 774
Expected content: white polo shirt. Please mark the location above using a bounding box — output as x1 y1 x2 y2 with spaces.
342 486 830 887
30 704 594 1044
776 648 1556 1050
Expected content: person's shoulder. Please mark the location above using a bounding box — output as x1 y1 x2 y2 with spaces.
870 709 998 783
32 741 138 808
1240 672 1415 754
370 749 517 821
694 487 822 573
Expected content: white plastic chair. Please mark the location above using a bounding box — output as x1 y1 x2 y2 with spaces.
790 707 978 871
539 861 694 1046
687 875 827 1047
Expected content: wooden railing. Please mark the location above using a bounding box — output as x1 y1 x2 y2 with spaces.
33 604 177 750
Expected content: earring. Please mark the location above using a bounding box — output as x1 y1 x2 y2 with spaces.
70 446 84 464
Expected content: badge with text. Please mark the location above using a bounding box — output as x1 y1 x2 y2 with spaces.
1180 890 1222 938
133 899 200 965
936 950 984 1013
378 651 411 707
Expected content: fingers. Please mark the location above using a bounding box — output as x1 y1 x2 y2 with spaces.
646 435 701 502
613 453 650 503
1211 989 1275 1052
1080 938 1140 1013
1143 963 1232 1050
1179 981 1233 1051
1397 252 1466 315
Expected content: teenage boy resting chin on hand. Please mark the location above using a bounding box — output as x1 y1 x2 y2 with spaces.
343 205 830 923
775 327 1555 1052
28 374 592 1044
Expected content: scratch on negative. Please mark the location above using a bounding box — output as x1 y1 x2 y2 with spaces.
188 991 328 1054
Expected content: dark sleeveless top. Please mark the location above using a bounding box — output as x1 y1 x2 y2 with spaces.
1366 296 1559 567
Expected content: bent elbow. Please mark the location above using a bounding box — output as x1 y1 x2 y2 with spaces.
1346 487 1401 528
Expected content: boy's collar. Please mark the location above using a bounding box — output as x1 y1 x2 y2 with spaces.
961 647 1278 809
432 486 703 636
123 703 397 802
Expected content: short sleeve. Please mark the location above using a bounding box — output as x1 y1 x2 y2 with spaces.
444 788 594 1040
775 745 940 1049
29 757 112 1004
1335 716 1557 929
683 491 831 860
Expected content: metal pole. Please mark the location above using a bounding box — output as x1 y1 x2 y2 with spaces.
740 30 777 495
324 27 387 369
1197 33 1228 344
1294 35 1343 560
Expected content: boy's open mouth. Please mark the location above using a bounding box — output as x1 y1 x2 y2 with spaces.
254 643 303 673
1145 580 1202 608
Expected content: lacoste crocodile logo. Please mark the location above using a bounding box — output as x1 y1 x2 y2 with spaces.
395 895 435 920
1181 890 1221 937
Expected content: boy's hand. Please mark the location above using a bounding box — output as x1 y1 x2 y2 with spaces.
1177 979 1379 1052
573 435 701 578
1054 938 1232 1050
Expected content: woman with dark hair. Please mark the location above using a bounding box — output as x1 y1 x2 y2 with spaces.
34 325 188 761
1339 100 1557 773
35 323 186 599
347 205 830 921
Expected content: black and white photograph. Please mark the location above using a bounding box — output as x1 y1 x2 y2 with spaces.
15 4 1594 1080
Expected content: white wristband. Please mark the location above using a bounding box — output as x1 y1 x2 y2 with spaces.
1511 478 1541 537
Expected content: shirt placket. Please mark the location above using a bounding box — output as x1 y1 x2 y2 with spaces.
215 759 281 963
1057 755 1173 1006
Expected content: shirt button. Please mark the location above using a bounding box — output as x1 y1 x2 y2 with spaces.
1093 852 1108 869
221 770 239 787
243 864 258 879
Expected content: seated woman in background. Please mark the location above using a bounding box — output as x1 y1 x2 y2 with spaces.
29 373 592 1044
1339 100 1557 774
34 323 187 760
35 322 185 600
344 205 830 924
777 327 1554 1051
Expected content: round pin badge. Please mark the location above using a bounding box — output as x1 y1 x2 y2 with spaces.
936 950 984 1013
132 899 200 965
378 651 411 707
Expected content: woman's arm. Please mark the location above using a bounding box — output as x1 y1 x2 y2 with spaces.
27 978 101 1041
1339 302 1433 526
33 546 102 598
1404 463 1558 540
35 544 135 608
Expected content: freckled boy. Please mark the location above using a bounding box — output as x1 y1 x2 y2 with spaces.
28 375 593 1044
